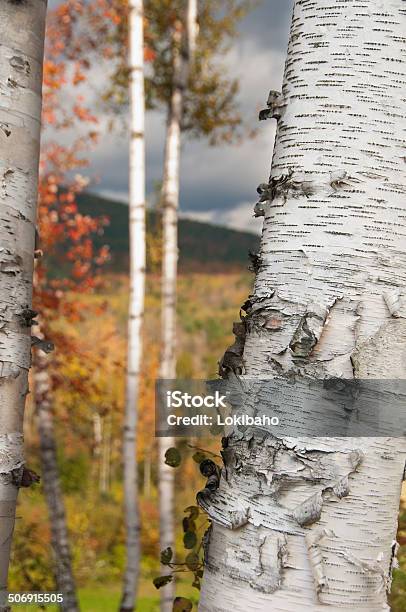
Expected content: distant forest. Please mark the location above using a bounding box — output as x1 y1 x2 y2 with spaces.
76 193 260 273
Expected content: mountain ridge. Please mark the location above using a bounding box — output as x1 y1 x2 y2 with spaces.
76 192 260 273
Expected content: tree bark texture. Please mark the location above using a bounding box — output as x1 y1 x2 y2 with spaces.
159 3 198 611
199 1 406 610
0 1 47 605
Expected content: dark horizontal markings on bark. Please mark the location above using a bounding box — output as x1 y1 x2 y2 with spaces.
9 56 30 74
129 203 146 210
127 370 141 378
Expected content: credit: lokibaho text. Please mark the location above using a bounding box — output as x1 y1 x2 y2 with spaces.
166 413 279 427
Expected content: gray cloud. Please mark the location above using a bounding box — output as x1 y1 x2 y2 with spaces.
240 0 294 52
47 1 294 228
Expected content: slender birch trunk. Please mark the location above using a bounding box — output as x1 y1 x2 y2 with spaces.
158 3 197 611
0 1 46 604
92 412 102 489
199 1 406 610
143 444 151 498
101 415 112 495
120 0 146 609
34 350 79 612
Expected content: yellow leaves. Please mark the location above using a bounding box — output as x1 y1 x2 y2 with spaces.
69 507 90 534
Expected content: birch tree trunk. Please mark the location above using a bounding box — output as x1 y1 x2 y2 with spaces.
92 413 102 489
0 1 46 604
34 351 79 612
120 0 146 609
199 0 406 610
100 415 111 495
158 3 197 611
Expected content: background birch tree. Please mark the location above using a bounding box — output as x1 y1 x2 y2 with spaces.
99 0 251 144
75 3 254 609
158 2 198 610
198 0 406 610
120 1 146 610
34 347 79 612
0 0 47 600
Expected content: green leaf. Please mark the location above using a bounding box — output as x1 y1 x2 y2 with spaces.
153 575 173 589
173 597 193 612
165 447 181 468
185 552 200 571
192 451 207 463
182 517 196 533
192 577 201 591
183 531 197 550
160 547 173 565
184 505 199 519
199 459 217 477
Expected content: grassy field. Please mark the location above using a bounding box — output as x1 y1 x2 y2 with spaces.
12 578 200 611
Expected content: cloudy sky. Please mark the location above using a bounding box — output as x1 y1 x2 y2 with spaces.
50 1 294 233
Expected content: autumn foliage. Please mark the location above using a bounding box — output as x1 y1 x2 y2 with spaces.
36 2 110 328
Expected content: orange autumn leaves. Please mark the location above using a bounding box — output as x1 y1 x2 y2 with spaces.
35 2 111 396
39 0 109 284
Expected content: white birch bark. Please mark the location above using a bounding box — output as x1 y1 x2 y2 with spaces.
34 350 79 612
158 3 197 611
0 1 46 604
186 0 198 58
120 0 146 610
100 415 111 495
199 0 406 610
92 412 102 488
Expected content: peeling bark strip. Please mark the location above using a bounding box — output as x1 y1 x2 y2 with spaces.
0 434 24 475
199 0 406 610
120 1 146 611
259 90 285 122
10 466 40 488
306 528 334 598
255 169 315 215
383 289 406 318
218 321 246 378
0 0 46 601
289 299 337 359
